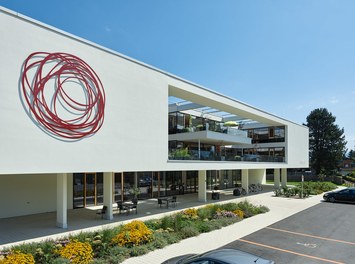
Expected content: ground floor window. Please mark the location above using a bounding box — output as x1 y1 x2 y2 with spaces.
73 172 103 208
74 171 198 208
206 170 241 190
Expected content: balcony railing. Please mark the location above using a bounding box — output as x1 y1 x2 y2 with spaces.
168 149 285 163
170 125 248 137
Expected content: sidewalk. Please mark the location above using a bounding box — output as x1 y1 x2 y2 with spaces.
122 191 324 264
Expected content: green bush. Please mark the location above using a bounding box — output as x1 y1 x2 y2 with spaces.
179 225 200 239
129 245 150 257
150 233 169 249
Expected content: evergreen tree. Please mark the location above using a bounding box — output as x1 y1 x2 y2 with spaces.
305 108 347 175
348 148 355 160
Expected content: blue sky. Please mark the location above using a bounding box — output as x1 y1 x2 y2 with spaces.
1 0 354 150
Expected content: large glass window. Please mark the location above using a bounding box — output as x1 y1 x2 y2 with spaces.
73 172 103 208
123 172 135 200
138 171 153 199
186 171 198 193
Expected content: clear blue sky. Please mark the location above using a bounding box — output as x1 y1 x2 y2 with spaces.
1 0 354 150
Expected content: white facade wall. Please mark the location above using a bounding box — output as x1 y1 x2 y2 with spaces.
0 8 309 218
0 8 308 175
0 173 72 218
0 9 168 174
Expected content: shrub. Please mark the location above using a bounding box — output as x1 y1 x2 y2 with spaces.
160 215 175 230
173 213 191 231
219 203 239 212
150 233 169 249
194 220 215 233
57 240 93 264
128 245 150 257
179 225 200 239
111 220 153 247
0 251 35 264
144 219 162 231
197 206 213 220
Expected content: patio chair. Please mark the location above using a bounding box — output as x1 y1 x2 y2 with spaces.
131 198 138 214
158 198 163 208
96 205 107 219
171 196 177 207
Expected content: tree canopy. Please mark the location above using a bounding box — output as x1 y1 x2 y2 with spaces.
305 108 347 175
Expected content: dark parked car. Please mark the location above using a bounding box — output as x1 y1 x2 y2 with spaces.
162 248 275 264
323 187 355 203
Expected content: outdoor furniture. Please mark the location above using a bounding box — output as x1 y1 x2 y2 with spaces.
116 199 137 215
171 196 177 207
158 197 176 209
96 205 107 219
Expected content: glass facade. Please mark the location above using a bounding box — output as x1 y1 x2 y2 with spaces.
168 111 286 163
73 172 103 208
74 171 199 208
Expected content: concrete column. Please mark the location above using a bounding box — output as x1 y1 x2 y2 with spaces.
57 173 67 228
274 168 280 189
103 172 114 220
134 172 138 189
198 170 207 202
241 169 249 194
182 171 187 186
261 169 267 184
281 168 287 187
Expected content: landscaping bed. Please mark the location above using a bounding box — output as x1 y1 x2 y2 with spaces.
0 200 269 264
274 181 337 198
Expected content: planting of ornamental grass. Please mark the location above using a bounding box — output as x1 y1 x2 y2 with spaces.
0 200 269 264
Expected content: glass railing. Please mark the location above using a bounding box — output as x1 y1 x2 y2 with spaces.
170 125 248 138
168 149 285 163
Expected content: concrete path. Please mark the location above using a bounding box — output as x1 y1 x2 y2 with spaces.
122 191 324 264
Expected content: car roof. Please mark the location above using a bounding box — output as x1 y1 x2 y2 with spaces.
191 248 267 264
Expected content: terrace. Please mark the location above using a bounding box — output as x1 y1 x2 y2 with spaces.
168 97 285 163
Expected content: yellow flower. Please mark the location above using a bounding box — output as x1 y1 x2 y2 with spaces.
57 240 93 264
233 209 244 219
0 251 35 264
112 220 153 247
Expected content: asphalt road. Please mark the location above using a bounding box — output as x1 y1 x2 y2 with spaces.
221 201 355 264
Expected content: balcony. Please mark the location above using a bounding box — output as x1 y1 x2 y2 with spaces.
168 148 285 162
169 125 251 145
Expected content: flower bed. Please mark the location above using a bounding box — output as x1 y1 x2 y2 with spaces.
274 181 337 198
0 200 269 264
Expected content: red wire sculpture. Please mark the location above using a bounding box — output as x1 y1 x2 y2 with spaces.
21 52 105 140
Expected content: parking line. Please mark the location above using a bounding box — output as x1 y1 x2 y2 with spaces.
239 239 345 264
265 227 355 246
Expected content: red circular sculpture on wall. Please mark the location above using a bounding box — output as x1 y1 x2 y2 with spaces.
21 52 105 140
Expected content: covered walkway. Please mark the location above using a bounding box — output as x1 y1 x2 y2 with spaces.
0 186 273 249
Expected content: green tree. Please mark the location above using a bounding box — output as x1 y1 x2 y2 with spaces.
305 108 347 175
348 148 355 160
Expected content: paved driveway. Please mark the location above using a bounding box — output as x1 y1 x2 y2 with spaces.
222 202 355 264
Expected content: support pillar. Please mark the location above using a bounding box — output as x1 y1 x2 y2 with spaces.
274 168 280 189
134 172 138 189
281 168 287 187
57 173 67 228
198 170 207 202
103 172 114 220
182 171 187 185
242 169 249 194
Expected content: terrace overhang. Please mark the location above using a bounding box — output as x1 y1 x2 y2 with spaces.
169 130 251 145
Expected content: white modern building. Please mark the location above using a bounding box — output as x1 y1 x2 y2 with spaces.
0 7 308 228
